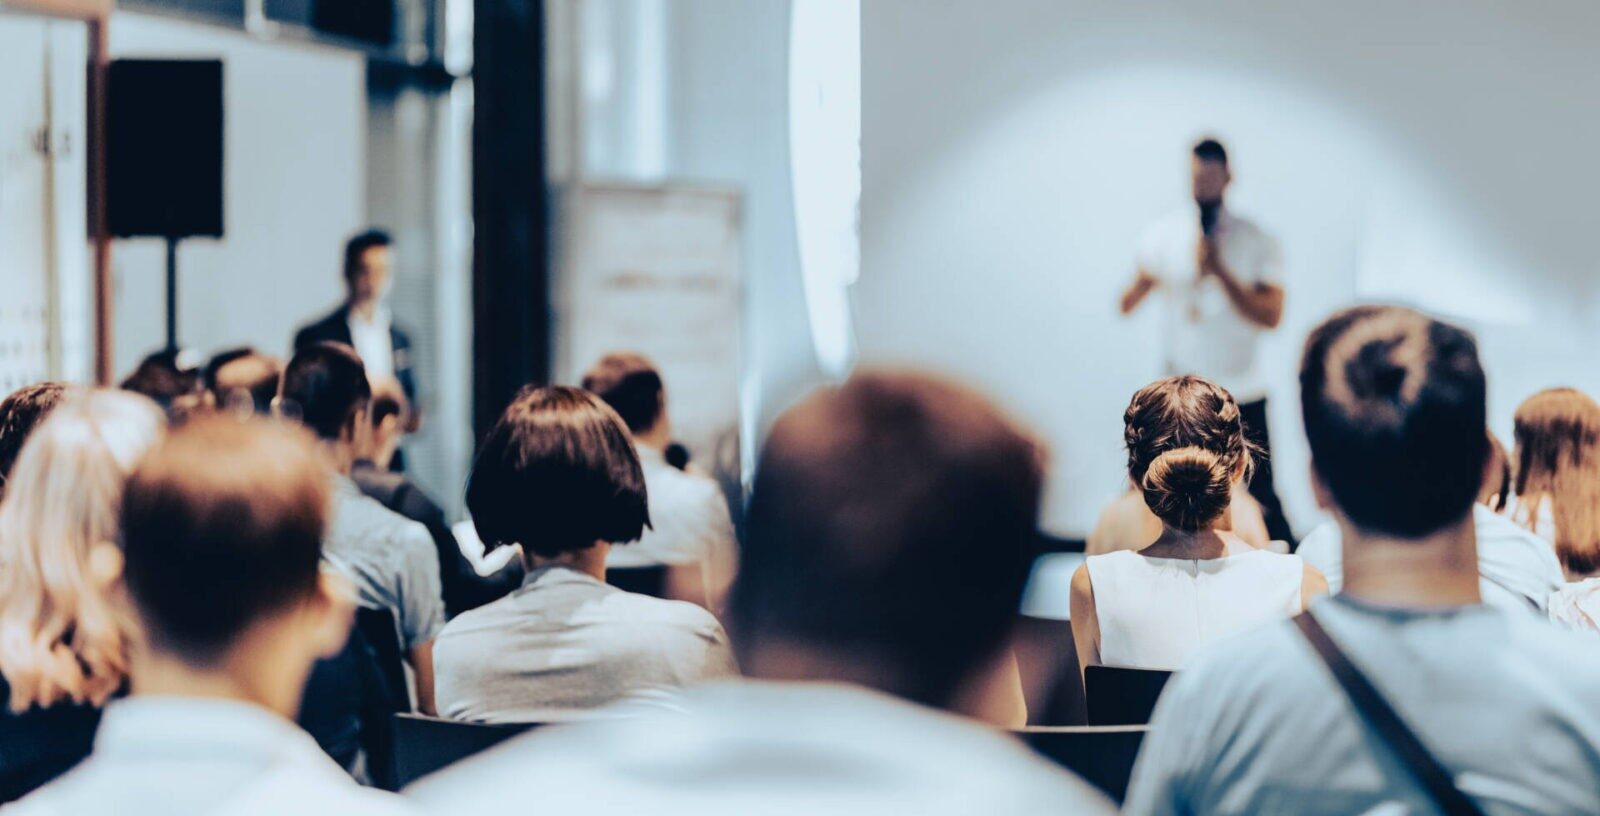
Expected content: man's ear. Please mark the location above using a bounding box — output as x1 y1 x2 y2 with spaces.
307 571 357 660
87 542 124 591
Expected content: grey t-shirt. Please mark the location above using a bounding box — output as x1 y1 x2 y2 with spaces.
324 476 446 650
1125 594 1600 815
434 565 737 723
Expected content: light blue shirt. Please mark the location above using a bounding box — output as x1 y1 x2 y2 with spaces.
324 475 446 650
8 697 413 815
409 681 1114 814
1125 594 1600 815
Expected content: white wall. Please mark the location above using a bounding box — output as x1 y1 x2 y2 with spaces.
861 0 1600 538
108 13 365 373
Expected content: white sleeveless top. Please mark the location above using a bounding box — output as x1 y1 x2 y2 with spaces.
1086 548 1304 670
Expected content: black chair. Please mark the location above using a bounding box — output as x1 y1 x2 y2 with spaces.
387 714 538 791
1015 726 1148 805
606 565 669 598
1084 666 1173 726
1014 616 1086 725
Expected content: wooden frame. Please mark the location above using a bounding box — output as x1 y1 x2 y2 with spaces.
0 0 113 383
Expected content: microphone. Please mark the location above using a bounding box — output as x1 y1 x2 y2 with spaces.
1198 200 1221 237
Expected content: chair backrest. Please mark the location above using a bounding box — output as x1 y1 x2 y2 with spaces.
354 606 408 703
1015 726 1148 805
388 714 538 791
606 564 668 598
1084 665 1172 726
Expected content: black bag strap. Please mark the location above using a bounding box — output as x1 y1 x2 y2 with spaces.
1294 610 1487 816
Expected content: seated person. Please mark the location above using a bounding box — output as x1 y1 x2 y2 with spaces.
1125 306 1600 815
10 416 413 814
118 349 210 422
1087 484 1269 556
1298 427 1562 612
1071 375 1325 672
0 382 72 499
432 386 735 723
280 343 445 714
1509 388 1600 632
410 371 1112 813
0 391 163 803
352 380 520 617
581 353 737 607
203 347 283 415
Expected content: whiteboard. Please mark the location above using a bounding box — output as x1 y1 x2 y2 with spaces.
555 183 744 477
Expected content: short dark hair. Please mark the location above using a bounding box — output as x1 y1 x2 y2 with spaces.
731 370 1044 708
0 382 72 483
344 229 392 281
120 350 204 413
1193 138 1228 166
280 343 371 441
581 353 664 434
1300 305 1487 537
467 386 649 559
120 415 330 663
207 349 282 416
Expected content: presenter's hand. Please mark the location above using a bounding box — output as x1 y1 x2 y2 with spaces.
1196 237 1223 278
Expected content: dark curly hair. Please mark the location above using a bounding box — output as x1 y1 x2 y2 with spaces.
1124 375 1254 531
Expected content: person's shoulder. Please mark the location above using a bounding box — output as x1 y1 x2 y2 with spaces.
606 591 726 635
1502 610 1600 674
294 305 347 344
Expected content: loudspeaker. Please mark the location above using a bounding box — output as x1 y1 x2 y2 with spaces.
107 59 224 239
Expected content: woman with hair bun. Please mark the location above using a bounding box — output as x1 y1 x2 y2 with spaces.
1070 375 1326 672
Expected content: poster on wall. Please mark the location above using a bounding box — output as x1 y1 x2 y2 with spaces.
555 183 744 482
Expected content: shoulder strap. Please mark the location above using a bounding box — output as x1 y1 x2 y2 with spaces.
1294 610 1487 816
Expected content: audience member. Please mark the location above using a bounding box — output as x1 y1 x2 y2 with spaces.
1071 375 1324 672
118 349 209 421
0 382 72 496
351 379 520 617
0 390 164 802
1125 305 1600 815
410 371 1112 813
8 416 413 814
1086 485 1269 555
431 386 735 723
204 347 282 415
1297 426 1562 612
582 352 737 607
280 342 444 714
1510 388 1600 633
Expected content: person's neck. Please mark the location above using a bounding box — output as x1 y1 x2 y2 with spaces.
348 297 380 321
527 544 608 582
1142 526 1230 560
635 423 671 452
1339 511 1482 607
130 645 302 720
321 440 357 476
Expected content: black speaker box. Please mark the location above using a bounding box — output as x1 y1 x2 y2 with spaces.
107 59 225 239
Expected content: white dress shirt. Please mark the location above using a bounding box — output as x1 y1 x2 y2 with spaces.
1296 504 1564 614
407 681 1113 815
347 305 395 380
7 696 414 815
606 444 736 570
1136 206 1283 401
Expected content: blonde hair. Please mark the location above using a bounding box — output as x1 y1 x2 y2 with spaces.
0 390 164 711
1512 388 1600 576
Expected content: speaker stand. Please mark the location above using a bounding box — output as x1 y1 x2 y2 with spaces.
165 236 180 352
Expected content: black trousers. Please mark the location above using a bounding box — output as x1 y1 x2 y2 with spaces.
1239 398 1294 545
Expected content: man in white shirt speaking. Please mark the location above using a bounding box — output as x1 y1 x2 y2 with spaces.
1121 138 1291 542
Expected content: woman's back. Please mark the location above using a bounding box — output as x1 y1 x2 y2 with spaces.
1086 548 1304 670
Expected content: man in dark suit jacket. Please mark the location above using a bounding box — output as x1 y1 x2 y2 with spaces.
293 229 418 410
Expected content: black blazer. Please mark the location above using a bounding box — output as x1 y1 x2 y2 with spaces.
293 305 417 408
